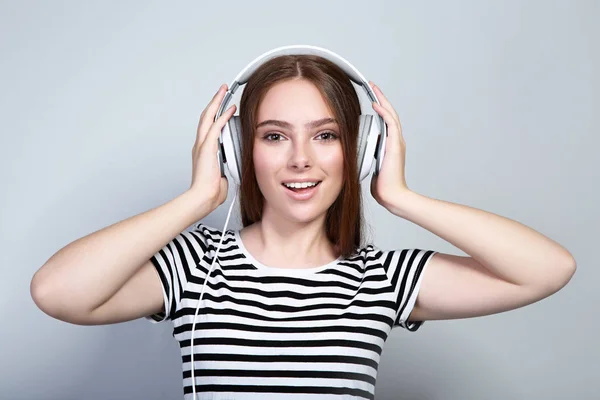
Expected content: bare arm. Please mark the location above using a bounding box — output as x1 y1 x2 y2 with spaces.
31 84 236 325
30 189 214 325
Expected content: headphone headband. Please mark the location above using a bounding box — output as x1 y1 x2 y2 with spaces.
216 45 384 135
236 45 364 85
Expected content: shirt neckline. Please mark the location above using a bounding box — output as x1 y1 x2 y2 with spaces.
233 228 342 275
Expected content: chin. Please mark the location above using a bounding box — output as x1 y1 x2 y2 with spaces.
266 203 325 223
262 200 330 225
285 210 327 224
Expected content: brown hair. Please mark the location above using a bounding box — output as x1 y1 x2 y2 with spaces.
237 55 368 259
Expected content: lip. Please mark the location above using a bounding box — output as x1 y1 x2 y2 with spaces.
281 181 322 201
281 178 322 184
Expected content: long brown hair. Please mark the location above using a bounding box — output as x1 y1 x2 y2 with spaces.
237 54 368 259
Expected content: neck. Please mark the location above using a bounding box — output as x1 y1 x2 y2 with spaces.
250 211 338 267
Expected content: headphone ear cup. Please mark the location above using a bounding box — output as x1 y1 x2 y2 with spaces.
357 115 378 182
221 116 243 186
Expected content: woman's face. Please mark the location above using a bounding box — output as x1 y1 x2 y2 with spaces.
253 79 344 224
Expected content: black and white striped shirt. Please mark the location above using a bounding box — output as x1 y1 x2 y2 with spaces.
146 223 437 399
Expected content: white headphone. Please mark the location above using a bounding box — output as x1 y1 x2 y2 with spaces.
190 45 387 399
215 44 388 185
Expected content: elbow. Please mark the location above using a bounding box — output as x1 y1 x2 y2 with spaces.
543 256 577 295
30 269 64 320
560 256 577 287
30 270 56 318
525 253 577 299
30 268 88 325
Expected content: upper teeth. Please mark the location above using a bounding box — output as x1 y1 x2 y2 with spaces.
284 182 319 189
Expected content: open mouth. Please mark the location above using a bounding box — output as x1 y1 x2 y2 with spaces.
282 181 322 193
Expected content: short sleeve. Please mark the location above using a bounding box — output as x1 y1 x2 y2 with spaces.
145 223 212 323
378 247 438 332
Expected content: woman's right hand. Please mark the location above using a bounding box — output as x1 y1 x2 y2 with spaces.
189 84 237 210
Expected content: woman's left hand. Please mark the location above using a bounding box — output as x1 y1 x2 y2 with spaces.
368 81 412 209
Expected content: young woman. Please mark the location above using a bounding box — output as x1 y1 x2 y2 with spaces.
30 54 576 400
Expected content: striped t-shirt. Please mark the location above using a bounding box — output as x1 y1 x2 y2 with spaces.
146 223 437 400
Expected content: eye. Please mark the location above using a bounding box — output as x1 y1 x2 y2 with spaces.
262 133 285 142
316 131 339 141
261 131 338 142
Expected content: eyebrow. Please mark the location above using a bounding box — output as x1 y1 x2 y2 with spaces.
255 117 338 130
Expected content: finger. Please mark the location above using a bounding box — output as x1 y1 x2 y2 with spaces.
198 84 228 139
372 101 404 142
194 102 236 160
196 84 229 145
199 84 226 122
201 104 237 153
372 83 400 126
369 82 402 128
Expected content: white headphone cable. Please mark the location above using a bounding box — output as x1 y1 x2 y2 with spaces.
190 190 237 400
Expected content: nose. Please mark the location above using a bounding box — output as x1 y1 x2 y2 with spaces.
287 139 313 171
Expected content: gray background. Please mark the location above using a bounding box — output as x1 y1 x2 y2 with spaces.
2 1 597 399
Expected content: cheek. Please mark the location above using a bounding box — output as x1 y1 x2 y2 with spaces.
319 146 344 175
252 145 280 187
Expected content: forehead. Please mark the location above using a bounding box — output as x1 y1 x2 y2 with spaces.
257 79 334 123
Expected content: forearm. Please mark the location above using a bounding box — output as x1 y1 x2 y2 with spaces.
31 189 213 311
387 191 576 288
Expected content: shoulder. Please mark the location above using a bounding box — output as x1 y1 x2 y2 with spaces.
351 243 396 263
361 245 437 278
193 222 218 233
339 243 384 270
192 222 230 241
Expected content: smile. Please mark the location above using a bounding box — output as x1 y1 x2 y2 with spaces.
281 181 322 201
